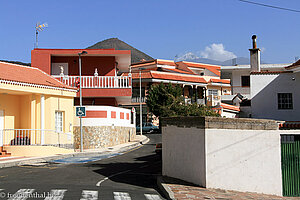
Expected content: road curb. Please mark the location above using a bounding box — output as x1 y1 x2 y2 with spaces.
0 135 149 168
157 176 175 200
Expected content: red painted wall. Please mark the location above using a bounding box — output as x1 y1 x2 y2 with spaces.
51 56 116 76
84 111 107 118
31 50 51 74
111 111 117 118
31 49 130 75
80 88 131 97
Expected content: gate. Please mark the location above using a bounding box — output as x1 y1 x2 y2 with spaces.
281 135 300 196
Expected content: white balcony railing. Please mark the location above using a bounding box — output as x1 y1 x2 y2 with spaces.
53 75 131 89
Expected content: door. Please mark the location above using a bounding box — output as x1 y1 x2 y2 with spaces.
0 110 3 146
281 135 300 196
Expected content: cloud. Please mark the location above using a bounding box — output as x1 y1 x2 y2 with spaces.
200 43 236 62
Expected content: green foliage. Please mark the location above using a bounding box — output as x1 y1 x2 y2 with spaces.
146 83 219 118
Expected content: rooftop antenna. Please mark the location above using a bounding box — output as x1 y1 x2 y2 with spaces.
35 22 48 48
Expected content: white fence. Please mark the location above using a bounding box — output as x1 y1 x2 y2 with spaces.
53 75 131 89
0 129 72 146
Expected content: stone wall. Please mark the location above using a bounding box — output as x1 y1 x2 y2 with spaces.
73 126 136 149
161 116 278 130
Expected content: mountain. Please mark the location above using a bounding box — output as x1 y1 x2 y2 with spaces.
87 38 154 64
0 60 31 66
175 52 269 66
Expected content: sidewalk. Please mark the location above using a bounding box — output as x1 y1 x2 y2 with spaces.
0 135 149 168
158 176 299 200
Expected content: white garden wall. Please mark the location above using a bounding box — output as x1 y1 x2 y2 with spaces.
162 117 300 196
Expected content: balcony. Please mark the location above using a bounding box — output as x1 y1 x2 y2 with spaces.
53 75 131 89
53 75 132 100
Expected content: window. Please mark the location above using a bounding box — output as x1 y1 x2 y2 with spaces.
278 93 293 110
241 76 250 87
208 89 218 96
55 111 63 133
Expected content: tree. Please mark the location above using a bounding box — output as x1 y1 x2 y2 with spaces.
146 83 219 118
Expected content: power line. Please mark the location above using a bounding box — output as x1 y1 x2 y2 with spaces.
238 0 300 13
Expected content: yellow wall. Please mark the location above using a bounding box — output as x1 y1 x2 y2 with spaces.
0 94 20 129
45 95 74 144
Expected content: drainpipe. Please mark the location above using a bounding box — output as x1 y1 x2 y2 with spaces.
41 95 45 145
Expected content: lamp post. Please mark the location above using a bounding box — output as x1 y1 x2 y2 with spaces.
139 70 143 136
78 51 88 152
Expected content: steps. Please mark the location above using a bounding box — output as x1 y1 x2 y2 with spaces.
0 147 11 157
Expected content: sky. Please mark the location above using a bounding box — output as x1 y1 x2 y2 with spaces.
1 0 300 64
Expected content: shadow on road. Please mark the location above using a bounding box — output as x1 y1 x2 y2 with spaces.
86 151 162 189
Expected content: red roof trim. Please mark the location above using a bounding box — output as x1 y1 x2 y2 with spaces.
32 48 131 55
210 78 230 84
221 103 240 112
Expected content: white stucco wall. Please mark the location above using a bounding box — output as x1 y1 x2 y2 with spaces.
74 106 134 127
205 129 282 196
251 72 300 121
162 123 300 196
162 125 206 187
221 110 237 118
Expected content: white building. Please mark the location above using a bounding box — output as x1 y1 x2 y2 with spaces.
220 35 299 121
251 63 300 121
221 63 290 100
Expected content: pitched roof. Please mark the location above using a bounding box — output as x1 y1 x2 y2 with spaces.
178 61 221 76
0 61 76 90
128 71 207 84
131 59 221 76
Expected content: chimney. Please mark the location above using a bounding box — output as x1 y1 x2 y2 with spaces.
249 35 261 72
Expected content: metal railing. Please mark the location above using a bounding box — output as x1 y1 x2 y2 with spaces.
53 75 132 89
0 129 72 146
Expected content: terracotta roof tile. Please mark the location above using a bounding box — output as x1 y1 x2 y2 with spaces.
177 61 221 76
209 78 230 84
129 71 207 83
0 61 75 90
221 103 240 112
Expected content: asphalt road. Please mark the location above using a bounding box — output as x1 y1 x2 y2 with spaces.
0 134 165 200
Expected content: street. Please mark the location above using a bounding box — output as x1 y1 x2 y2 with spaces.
0 134 165 200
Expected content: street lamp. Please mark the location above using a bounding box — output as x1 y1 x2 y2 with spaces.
78 51 88 152
139 70 142 136
139 67 146 136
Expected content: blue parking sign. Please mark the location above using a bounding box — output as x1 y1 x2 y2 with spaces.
76 107 86 117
